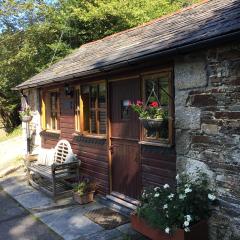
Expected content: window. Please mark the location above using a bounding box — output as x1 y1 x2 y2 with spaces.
74 82 107 135
142 71 174 144
41 89 60 131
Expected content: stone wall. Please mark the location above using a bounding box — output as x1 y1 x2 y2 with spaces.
174 41 240 240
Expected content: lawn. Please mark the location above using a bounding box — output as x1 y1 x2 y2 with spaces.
0 125 22 142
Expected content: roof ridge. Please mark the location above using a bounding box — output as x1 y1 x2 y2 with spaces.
81 0 209 48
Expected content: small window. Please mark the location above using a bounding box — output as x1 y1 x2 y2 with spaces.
121 100 131 120
75 82 107 135
142 72 173 144
42 89 60 131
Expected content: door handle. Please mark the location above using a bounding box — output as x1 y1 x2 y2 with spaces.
109 145 114 154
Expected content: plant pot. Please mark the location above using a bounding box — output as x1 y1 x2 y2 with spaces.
73 191 95 205
21 115 33 122
140 118 164 130
131 214 208 240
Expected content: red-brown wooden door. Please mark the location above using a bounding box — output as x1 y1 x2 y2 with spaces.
110 78 141 199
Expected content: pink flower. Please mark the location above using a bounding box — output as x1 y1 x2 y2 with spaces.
136 100 143 106
150 101 158 107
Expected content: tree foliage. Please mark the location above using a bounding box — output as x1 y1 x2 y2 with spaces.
0 0 199 131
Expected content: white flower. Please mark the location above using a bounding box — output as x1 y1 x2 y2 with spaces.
154 193 160 198
208 194 216 201
154 187 160 191
168 193 174 199
184 227 190 232
163 204 168 209
184 221 189 227
163 184 170 189
176 174 179 180
185 188 192 194
165 227 170 234
185 215 192 222
179 194 186 199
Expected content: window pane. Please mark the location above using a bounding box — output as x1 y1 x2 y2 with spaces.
81 87 90 132
121 100 131 120
90 85 97 108
50 92 58 130
90 110 97 133
158 76 169 106
99 111 106 134
98 83 106 108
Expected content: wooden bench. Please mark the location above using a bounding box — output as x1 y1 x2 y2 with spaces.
26 140 80 200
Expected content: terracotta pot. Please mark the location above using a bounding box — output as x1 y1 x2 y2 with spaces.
140 118 164 130
21 115 33 122
131 214 208 240
73 191 94 205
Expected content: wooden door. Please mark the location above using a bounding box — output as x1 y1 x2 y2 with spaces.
110 78 141 199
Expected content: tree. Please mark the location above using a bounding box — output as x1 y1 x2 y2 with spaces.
0 0 199 131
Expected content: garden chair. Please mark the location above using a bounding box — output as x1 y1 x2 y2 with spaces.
26 139 80 200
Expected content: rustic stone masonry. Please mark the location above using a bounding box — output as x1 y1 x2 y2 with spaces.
174 41 240 240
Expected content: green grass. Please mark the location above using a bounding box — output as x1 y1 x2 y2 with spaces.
0 125 22 142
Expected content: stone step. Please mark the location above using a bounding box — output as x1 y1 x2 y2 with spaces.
97 195 135 217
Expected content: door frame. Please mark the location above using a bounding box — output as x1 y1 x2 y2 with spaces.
107 76 142 198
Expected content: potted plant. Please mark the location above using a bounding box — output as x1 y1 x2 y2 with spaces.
131 100 168 131
131 171 217 240
19 106 33 122
73 178 96 204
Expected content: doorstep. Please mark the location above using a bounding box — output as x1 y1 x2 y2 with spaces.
0 167 146 240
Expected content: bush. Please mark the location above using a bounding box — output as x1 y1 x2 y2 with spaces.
137 171 217 234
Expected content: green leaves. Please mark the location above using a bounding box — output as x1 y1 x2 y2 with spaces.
0 0 199 131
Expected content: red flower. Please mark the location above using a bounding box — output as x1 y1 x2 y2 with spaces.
150 101 158 107
136 100 143 106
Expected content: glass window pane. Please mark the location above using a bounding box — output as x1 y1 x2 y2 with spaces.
121 100 131 120
98 83 106 108
90 86 97 108
81 87 90 132
99 111 106 134
90 110 97 133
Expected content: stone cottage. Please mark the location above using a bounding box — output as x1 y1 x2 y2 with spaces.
15 0 240 239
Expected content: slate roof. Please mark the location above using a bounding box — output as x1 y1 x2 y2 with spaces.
16 0 240 89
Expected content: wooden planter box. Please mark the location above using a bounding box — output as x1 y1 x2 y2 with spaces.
131 214 208 240
73 191 94 205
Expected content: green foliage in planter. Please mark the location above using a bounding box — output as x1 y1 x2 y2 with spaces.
73 178 96 196
137 171 217 235
131 100 168 120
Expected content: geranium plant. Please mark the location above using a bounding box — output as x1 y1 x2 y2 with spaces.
131 100 167 120
136 171 217 235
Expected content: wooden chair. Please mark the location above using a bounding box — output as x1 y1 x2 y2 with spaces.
26 140 80 200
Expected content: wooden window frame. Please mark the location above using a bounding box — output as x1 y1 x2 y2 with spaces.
41 88 60 132
74 81 107 136
140 70 174 146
